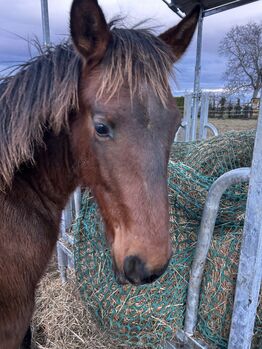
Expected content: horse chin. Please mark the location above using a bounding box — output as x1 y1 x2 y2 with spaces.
114 271 129 285
112 254 128 285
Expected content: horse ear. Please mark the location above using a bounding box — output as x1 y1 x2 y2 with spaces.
70 0 111 67
159 6 200 61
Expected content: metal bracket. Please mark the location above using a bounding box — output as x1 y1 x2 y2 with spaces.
163 330 209 349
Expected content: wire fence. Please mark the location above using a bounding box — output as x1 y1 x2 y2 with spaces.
175 96 260 120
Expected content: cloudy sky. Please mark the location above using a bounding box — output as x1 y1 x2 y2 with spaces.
0 0 261 93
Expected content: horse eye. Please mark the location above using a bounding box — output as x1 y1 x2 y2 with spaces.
95 123 110 137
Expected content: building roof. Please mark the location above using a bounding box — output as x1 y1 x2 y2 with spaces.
163 0 259 17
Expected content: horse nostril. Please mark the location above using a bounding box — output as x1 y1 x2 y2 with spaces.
123 255 145 285
123 256 169 285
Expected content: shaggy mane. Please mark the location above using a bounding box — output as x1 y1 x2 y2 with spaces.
0 26 174 190
0 42 80 190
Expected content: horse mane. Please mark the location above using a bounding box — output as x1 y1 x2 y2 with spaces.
0 42 80 190
0 26 175 191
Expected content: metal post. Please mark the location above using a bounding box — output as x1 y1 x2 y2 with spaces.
40 0 50 46
184 168 251 335
199 94 219 140
57 195 74 282
56 243 68 284
191 7 204 141
228 93 262 349
73 187 81 219
175 94 192 142
199 93 209 140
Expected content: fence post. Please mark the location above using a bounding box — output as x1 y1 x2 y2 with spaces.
199 93 209 140
40 0 50 46
175 94 192 142
228 93 262 349
191 7 203 141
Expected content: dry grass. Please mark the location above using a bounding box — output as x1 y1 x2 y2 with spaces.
32 260 123 349
176 118 257 142
211 118 257 134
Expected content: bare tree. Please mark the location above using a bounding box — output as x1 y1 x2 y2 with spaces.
219 22 262 99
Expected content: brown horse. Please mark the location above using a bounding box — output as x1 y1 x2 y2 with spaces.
0 1 199 348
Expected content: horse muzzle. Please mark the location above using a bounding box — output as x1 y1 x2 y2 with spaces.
113 255 170 286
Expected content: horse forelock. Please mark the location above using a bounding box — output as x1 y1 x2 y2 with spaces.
96 26 175 105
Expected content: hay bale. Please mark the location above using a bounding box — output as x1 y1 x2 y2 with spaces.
170 141 200 163
74 202 193 348
168 162 249 234
172 130 255 176
73 130 261 348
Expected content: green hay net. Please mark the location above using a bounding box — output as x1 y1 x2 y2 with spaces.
73 130 262 349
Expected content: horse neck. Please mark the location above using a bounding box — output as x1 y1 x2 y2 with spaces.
13 129 79 222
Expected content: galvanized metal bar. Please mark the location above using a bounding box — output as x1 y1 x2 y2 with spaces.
56 243 68 284
184 94 193 142
163 329 209 349
203 0 259 17
199 94 209 140
57 241 74 269
63 197 73 230
40 0 51 46
191 7 203 141
59 208 74 245
174 94 192 142
204 123 219 137
184 168 251 335
162 0 185 18
60 198 73 241
164 0 259 18
228 93 262 349
174 125 183 142
73 187 81 219
60 211 67 241
57 194 75 282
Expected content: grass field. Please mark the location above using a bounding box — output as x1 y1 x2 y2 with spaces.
210 118 257 134
176 117 257 141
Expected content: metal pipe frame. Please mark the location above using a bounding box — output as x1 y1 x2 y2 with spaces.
181 94 192 142
40 0 50 46
57 188 82 282
73 187 81 219
162 0 185 17
163 329 209 349
228 93 262 349
198 93 219 140
203 0 259 17
198 93 209 140
191 7 204 141
56 243 69 284
184 167 251 335
177 93 219 142
162 0 258 18
204 123 219 137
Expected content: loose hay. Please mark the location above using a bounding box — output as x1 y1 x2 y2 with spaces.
32 265 125 349
73 130 261 349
